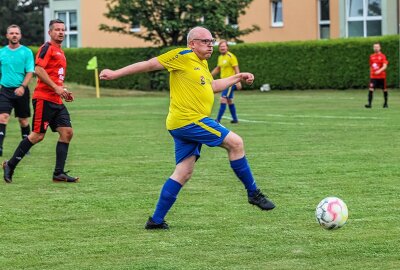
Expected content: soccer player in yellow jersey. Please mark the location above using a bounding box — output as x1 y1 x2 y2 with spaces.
100 27 275 230
211 40 241 123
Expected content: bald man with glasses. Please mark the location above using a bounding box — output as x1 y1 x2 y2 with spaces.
100 26 276 230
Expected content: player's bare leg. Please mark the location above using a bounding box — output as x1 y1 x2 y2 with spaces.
221 132 275 211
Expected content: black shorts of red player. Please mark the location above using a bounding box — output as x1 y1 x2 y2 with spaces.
32 99 72 133
369 78 386 91
0 86 31 118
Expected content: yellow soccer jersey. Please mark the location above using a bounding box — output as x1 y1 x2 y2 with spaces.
217 52 239 78
157 48 214 130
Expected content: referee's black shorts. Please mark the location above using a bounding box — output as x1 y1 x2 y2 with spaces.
0 86 31 118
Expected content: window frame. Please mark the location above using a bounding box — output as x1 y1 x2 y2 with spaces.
346 0 382 37
271 0 283 28
55 10 79 48
318 0 331 39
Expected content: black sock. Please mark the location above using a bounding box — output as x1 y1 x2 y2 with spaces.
8 137 34 169
0 123 6 149
54 141 69 175
368 91 373 105
21 125 30 139
383 91 388 105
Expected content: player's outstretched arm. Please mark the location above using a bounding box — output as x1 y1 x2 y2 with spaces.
99 57 165 81
212 72 254 93
233 65 242 90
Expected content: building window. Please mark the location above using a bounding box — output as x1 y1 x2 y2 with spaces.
130 18 141 33
347 0 382 37
55 10 78 48
319 0 330 39
225 13 239 29
271 0 283 27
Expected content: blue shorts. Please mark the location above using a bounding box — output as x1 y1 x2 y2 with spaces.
221 84 237 99
169 117 230 164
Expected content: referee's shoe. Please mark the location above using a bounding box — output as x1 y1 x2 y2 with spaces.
2 161 14 183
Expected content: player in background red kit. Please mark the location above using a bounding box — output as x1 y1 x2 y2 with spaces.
365 43 388 109
2 19 78 183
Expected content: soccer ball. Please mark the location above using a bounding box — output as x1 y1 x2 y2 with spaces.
315 197 348 230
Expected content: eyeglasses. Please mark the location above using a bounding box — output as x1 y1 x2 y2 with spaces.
192 38 216 45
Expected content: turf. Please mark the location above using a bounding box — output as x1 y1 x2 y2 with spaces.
0 87 399 269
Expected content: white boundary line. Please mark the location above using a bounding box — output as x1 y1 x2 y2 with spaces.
234 114 385 120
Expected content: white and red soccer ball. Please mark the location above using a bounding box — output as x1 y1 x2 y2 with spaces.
315 197 348 230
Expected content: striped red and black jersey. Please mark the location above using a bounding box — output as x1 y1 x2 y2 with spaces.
33 42 67 104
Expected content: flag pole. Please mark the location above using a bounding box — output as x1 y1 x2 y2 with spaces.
94 68 100 98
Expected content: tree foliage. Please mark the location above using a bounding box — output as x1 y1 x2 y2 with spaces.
100 0 259 47
0 0 48 46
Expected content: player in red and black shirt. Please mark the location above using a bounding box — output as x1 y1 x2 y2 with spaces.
365 43 389 108
2 19 79 183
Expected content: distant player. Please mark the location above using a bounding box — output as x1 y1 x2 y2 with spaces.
2 19 78 183
211 40 241 123
0 25 34 156
365 43 388 108
100 26 275 230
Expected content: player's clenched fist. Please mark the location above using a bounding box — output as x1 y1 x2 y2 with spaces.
99 69 116 80
240 72 254 85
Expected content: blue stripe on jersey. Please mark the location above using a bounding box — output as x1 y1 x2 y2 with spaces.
179 49 193 55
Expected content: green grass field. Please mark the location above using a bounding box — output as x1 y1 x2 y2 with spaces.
1 86 399 269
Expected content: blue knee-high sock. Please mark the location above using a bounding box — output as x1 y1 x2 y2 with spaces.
230 156 258 196
217 103 227 121
229 104 238 121
152 178 182 224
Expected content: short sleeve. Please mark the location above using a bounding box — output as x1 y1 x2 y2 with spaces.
230 53 239 67
157 48 191 72
35 43 52 68
383 55 388 65
25 48 35 73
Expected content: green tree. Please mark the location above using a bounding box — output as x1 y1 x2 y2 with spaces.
100 0 259 47
0 0 48 46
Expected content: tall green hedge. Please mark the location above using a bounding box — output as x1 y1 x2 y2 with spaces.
31 35 399 90
225 35 398 90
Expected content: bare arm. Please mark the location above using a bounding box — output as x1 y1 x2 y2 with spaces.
14 72 33 96
212 73 254 93
35 66 69 99
375 63 387 75
99 57 165 80
233 65 242 90
211 66 220 77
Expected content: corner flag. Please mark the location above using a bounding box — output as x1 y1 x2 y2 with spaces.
87 56 98 70
87 56 100 98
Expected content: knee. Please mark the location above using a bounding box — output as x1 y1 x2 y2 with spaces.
18 118 29 127
229 135 244 151
0 114 10 124
180 168 193 182
28 133 45 144
66 129 74 140
60 129 73 142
